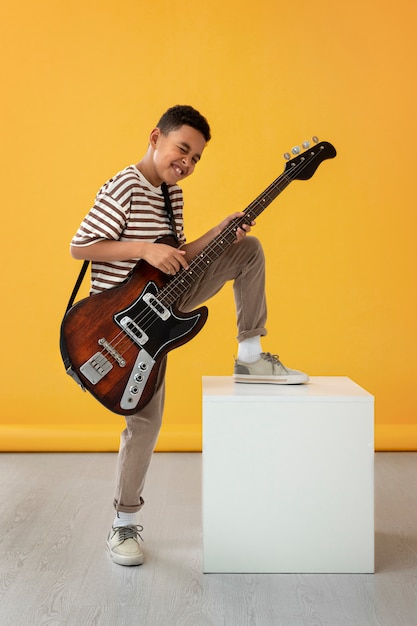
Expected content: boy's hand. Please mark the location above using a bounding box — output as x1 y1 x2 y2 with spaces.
218 212 256 242
141 242 189 275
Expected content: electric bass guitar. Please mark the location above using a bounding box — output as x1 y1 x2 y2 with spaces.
61 140 336 415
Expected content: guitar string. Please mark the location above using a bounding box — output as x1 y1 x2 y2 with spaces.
91 146 325 368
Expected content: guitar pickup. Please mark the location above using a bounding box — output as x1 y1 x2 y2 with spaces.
143 293 170 320
120 316 149 346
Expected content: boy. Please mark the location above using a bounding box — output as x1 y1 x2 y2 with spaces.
70 105 308 566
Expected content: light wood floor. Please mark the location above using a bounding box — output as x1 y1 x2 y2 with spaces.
0 452 416 625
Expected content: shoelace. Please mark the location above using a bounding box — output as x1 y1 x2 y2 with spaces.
260 352 289 372
112 524 144 542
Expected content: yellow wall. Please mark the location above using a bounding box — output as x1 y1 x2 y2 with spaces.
1 0 416 451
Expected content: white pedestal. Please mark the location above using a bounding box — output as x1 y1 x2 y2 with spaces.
202 376 374 573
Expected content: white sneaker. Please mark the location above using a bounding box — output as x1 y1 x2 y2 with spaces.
106 525 144 566
233 352 309 384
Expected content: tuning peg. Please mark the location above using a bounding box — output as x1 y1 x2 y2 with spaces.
302 141 310 149
312 136 319 143
283 152 291 160
291 146 301 155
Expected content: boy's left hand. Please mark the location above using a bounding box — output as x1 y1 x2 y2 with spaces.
219 212 255 242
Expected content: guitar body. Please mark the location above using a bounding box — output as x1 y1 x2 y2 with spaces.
62 260 208 415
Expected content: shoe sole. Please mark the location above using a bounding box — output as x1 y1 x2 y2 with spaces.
106 543 144 566
233 374 309 385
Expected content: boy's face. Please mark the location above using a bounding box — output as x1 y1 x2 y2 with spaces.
149 124 207 186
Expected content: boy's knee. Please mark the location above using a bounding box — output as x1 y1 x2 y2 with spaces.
242 235 265 260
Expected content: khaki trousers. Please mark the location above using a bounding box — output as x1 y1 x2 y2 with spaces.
114 236 267 512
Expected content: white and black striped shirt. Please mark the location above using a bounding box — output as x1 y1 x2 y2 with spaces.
71 165 185 294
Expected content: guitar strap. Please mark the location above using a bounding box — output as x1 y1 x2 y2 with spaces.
59 183 177 384
64 259 90 314
60 259 90 388
161 182 179 245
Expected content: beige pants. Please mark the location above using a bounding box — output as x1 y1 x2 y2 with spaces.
113 236 267 512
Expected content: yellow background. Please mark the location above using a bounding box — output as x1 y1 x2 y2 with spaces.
1 0 416 451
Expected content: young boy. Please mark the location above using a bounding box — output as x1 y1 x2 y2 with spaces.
70 104 308 566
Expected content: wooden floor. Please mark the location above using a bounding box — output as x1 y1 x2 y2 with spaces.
0 452 416 626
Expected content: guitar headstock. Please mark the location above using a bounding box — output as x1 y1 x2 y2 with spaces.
283 138 337 180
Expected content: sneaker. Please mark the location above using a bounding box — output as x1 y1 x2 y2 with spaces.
233 352 309 385
106 525 144 566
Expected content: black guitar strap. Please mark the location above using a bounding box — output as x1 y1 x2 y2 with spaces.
59 258 90 388
161 182 179 245
59 182 177 384
64 259 90 314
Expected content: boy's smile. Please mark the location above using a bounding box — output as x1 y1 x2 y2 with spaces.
136 125 207 187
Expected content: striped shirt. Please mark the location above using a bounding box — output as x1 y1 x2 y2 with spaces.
71 165 185 294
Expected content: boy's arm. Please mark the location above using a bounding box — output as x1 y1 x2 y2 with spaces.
69 212 253 275
70 239 189 275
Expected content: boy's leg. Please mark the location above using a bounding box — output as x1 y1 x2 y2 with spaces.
177 236 267 340
107 358 167 566
113 356 167 514
177 235 308 384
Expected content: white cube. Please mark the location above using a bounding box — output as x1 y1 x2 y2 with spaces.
202 376 374 573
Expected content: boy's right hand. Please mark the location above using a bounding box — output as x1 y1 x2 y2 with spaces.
141 242 189 275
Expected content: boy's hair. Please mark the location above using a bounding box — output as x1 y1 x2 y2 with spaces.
156 105 211 142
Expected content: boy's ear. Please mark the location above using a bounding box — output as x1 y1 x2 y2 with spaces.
149 127 161 148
